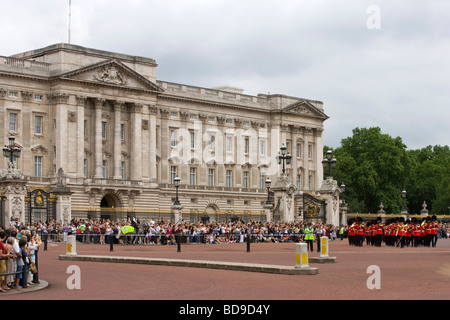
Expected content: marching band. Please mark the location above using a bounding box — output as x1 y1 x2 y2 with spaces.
346 216 441 248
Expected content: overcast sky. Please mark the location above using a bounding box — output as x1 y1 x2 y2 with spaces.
1 0 449 150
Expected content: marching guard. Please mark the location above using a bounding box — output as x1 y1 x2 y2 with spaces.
346 216 441 248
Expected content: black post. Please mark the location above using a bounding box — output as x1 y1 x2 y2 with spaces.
32 249 40 284
177 234 181 252
43 236 48 251
246 233 251 252
110 236 114 252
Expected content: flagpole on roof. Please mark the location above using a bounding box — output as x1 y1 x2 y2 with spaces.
68 0 72 44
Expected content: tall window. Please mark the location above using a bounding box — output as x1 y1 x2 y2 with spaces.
226 136 233 153
296 143 301 158
102 160 107 179
190 132 195 149
84 159 87 177
35 116 43 135
244 137 249 154
308 144 313 159
297 174 302 190
170 166 177 184
170 129 177 147
121 161 126 179
260 173 266 189
209 135 215 151
34 156 43 177
9 113 17 132
190 167 196 185
208 169 215 186
259 139 266 156
243 171 249 188
102 122 107 140
121 124 125 141
226 170 232 187
84 120 87 139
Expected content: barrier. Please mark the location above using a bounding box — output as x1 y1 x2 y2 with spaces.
66 235 77 255
295 243 309 268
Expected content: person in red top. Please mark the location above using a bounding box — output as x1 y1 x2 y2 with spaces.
356 223 365 247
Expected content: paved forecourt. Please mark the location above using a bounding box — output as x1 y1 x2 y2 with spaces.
3 237 450 300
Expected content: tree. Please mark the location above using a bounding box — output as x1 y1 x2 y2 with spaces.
330 127 412 213
406 145 450 214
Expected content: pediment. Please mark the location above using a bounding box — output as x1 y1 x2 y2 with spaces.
282 100 328 120
55 60 163 93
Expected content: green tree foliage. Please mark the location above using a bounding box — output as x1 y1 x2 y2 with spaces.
406 145 450 214
326 128 449 215
329 127 412 213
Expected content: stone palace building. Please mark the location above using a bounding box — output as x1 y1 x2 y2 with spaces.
0 43 330 226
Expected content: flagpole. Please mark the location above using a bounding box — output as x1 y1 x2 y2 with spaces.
68 0 72 44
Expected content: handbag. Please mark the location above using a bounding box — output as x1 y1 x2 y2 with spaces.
29 261 37 274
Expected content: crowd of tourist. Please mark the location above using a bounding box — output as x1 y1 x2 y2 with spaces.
0 221 41 293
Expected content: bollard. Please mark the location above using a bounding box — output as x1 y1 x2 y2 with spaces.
320 236 329 258
177 235 181 252
110 236 114 252
66 235 77 256
295 243 309 268
246 233 251 252
32 249 40 284
44 235 48 251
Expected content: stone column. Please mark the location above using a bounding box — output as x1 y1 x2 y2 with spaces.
129 103 143 181
76 96 87 178
113 101 123 180
94 98 105 179
51 168 73 225
51 93 70 173
264 203 273 223
148 105 158 187
171 204 183 225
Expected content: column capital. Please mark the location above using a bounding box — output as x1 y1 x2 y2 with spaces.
130 103 143 113
95 98 106 108
76 95 87 106
114 100 125 111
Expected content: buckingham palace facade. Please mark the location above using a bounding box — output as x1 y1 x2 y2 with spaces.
0 43 328 225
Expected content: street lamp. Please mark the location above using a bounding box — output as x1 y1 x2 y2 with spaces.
340 182 346 207
173 176 181 206
322 149 337 178
401 189 407 214
277 144 292 175
2 135 21 168
265 177 272 205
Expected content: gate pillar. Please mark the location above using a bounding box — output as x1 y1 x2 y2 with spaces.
271 174 296 223
51 168 73 225
0 180 27 227
318 177 341 226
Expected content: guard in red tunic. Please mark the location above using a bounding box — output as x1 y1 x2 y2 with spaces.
356 223 365 247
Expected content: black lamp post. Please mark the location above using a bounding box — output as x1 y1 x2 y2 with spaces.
173 176 181 206
340 182 346 207
2 135 21 168
277 144 292 175
401 189 407 213
322 149 337 178
265 177 272 205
